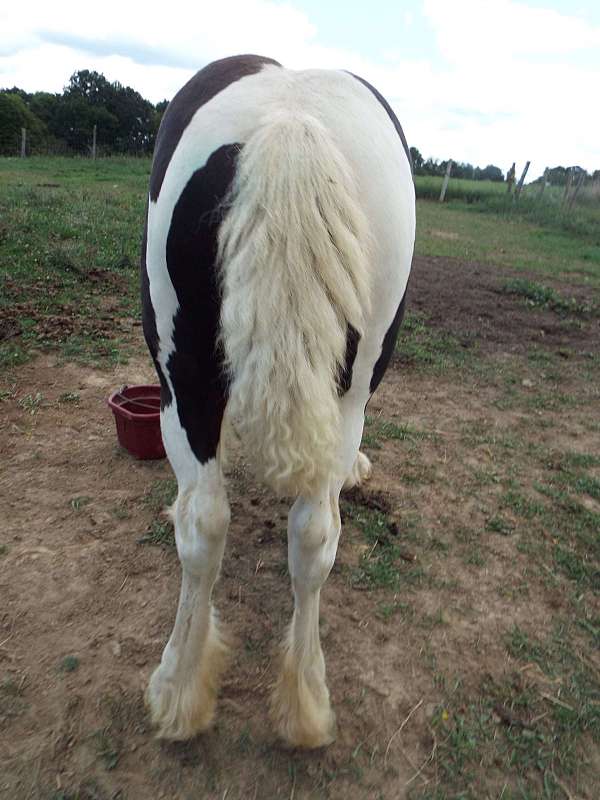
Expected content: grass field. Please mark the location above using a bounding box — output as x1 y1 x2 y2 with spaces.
1 157 598 370
417 201 600 285
0 157 148 369
1 157 599 800
415 174 600 246
415 175 507 203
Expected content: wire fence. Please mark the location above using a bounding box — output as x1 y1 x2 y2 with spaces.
424 160 600 215
9 129 600 219
4 125 155 159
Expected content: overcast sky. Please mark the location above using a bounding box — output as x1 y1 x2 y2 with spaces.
1 0 599 179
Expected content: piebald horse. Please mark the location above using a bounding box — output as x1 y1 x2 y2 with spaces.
141 54 415 748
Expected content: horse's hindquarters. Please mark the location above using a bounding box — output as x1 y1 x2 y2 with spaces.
140 55 415 746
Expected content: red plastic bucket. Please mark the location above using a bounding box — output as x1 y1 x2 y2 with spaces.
107 384 166 460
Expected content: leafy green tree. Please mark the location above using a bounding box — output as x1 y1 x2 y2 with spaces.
29 92 61 127
65 70 115 106
109 82 155 152
0 92 46 155
422 157 442 176
64 70 156 153
52 95 118 152
409 146 424 173
546 166 569 186
478 164 504 182
452 162 475 180
2 86 31 103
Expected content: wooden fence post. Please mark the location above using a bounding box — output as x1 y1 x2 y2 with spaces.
439 161 453 203
514 161 530 199
20 128 26 158
506 162 516 194
562 168 573 207
567 170 586 212
537 167 549 201
92 125 97 160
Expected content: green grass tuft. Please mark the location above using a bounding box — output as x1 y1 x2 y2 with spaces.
139 477 177 547
502 278 596 315
342 499 423 590
59 655 80 673
396 311 472 370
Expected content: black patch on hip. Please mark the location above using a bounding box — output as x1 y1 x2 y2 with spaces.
346 72 412 171
337 324 361 395
164 144 240 463
370 290 407 394
150 54 281 202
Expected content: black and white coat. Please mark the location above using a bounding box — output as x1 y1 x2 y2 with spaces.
141 54 415 748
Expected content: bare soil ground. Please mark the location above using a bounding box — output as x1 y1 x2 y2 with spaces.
0 270 134 345
1 256 599 800
407 255 600 356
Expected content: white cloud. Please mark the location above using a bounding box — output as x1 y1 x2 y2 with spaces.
417 0 600 176
424 0 600 61
1 1 320 86
1 0 599 176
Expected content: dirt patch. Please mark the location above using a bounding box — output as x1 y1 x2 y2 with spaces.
407 255 600 356
0 270 133 344
428 229 459 241
0 318 21 342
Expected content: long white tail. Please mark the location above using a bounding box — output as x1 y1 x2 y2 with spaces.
218 111 371 496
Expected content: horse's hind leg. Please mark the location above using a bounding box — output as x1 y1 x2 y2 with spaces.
146 381 230 740
270 483 338 747
271 394 366 747
343 450 372 490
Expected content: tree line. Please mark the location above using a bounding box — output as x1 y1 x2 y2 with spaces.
409 148 600 187
532 165 600 186
1 70 599 187
409 147 505 182
0 70 167 156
